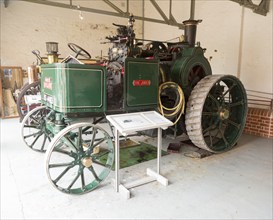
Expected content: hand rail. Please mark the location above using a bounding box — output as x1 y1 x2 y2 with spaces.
246 89 273 110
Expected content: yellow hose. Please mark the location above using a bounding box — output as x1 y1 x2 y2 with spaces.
158 82 185 125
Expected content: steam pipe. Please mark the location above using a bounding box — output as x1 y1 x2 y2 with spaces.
190 0 195 20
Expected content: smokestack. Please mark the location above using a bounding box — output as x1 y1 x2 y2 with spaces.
183 19 202 47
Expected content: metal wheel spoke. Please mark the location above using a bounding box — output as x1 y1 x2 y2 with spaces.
53 166 72 184
53 143 78 158
53 148 70 155
93 137 107 148
24 131 41 139
40 135 47 151
88 166 101 182
93 149 110 159
222 84 235 97
77 128 83 152
219 128 229 146
85 137 106 155
62 136 79 152
67 170 82 190
203 104 217 115
203 124 216 134
210 129 220 143
53 148 78 158
81 172 86 190
30 132 43 148
32 109 40 117
41 109 47 116
90 128 97 147
30 116 40 124
208 94 219 105
202 112 217 116
49 161 74 168
225 119 241 129
82 126 92 134
24 125 39 129
229 100 244 108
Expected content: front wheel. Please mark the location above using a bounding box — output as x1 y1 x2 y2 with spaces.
185 75 248 153
45 123 114 194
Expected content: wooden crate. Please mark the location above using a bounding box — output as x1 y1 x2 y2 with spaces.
0 66 22 119
0 66 23 90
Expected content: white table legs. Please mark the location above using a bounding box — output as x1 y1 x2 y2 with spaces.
114 127 168 199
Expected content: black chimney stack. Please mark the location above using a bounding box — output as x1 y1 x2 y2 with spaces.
183 19 202 47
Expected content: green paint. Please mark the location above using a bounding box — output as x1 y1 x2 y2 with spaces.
170 47 212 98
125 58 159 110
40 63 106 113
97 142 169 170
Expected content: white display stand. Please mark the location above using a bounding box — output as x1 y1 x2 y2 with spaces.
106 111 173 199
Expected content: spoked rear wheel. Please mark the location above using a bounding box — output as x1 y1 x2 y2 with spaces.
21 106 51 152
185 75 247 153
45 123 114 194
17 81 41 122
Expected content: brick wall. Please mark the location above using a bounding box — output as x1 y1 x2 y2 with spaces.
244 107 273 138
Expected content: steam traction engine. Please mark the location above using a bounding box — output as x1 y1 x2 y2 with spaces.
21 15 247 195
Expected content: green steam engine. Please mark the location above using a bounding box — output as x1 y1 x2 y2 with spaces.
21 15 247 195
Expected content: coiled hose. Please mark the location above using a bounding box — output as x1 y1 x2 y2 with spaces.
158 82 185 125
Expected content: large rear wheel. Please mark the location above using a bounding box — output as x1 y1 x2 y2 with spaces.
17 81 41 122
185 75 247 153
21 106 51 152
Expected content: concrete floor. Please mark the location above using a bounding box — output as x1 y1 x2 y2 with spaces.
1 118 272 220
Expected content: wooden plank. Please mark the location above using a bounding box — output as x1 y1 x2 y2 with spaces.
0 79 4 118
2 89 19 118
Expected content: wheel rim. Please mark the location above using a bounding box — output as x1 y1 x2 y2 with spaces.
186 75 248 153
21 106 51 152
45 123 114 194
17 81 41 122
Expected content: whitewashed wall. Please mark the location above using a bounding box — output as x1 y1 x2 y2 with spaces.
0 0 142 68
143 0 273 94
1 0 272 94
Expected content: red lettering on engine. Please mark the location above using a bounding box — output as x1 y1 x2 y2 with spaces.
44 77 52 90
133 80 151 86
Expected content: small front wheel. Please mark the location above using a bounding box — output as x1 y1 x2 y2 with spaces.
45 123 114 194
